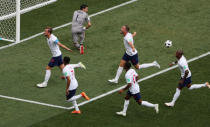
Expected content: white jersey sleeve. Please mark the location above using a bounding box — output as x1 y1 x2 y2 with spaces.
63 67 70 78
47 34 62 57
180 62 188 71
125 74 132 84
51 35 59 44
125 34 133 44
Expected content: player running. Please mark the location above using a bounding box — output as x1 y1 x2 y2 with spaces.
116 62 159 117
109 25 160 83
71 4 91 54
165 50 210 107
37 27 72 88
63 56 90 114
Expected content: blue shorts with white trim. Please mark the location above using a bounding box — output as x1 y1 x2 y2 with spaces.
66 89 77 100
127 91 142 102
178 76 192 88
122 52 139 65
48 55 63 67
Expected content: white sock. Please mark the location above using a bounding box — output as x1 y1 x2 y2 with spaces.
71 64 80 68
114 66 123 80
171 88 181 104
67 95 82 102
72 100 80 111
189 84 206 90
139 63 155 69
142 101 155 108
44 70 51 84
122 100 130 113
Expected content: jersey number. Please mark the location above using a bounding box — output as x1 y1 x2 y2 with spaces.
76 15 79 22
70 69 75 79
133 74 137 83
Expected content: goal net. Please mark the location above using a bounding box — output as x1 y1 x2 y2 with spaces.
0 0 57 43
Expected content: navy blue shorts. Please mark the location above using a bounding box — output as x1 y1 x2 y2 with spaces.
66 89 77 100
127 91 142 102
178 77 192 88
122 52 139 65
48 55 63 67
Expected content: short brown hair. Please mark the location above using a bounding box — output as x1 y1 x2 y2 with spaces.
125 25 130 32
46 27 53 34
177 50 184 55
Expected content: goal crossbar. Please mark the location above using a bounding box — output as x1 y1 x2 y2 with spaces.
0 0 57 21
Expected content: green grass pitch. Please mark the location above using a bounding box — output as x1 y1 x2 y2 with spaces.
0 0 210 127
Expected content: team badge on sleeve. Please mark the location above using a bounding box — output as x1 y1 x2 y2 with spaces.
64 72 68 77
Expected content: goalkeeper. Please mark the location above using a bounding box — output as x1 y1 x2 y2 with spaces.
71 4 91 54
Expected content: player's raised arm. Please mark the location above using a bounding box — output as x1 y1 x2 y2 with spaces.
57 42 73 52
132 32 137 37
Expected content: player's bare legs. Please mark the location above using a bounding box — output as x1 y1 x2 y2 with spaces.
108 60 126 83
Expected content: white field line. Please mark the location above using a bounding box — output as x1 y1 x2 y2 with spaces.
0 95 68 109
67 51 210 110
0 52 209 110
0 0 138 50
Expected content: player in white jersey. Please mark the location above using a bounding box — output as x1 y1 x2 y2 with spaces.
109 25 160 83
116 62 159 117
37 27 72 88
63 56 90 114
165 50 210 107
72 4 91 54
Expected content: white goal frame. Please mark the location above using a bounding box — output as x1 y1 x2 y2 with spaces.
0 0 57 43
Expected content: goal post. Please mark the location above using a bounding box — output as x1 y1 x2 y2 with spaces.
0 0 57 43
16 0 20 43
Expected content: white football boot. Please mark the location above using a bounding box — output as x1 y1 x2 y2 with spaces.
37 82 47 88
164 102 174 107
116 111 126 117
108 79 118 84
153 61 160 69
78 62 86 69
